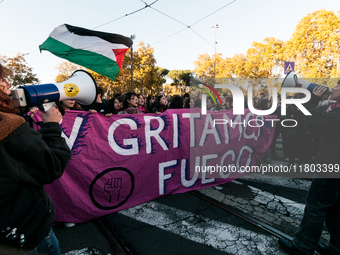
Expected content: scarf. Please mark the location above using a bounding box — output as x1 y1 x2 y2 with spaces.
0 112 25 142
139 106 145 114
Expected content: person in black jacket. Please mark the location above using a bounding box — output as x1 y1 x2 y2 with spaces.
279 84 340 255
285 93 307 166
168 95 184 109
256 97 273 163
82 86 107 114
270 94 283 159
0 64 72 254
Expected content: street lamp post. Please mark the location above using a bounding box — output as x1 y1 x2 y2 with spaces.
211 24 219 84
130 34 136 92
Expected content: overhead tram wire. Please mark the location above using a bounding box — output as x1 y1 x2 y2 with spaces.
151 27 188 46
189 28 216 49
93 0 158 29
18 1 159 57
23 50 39 56
21 1 234 56
149 6 215 50
190 0 237 27
149 0 238 53
17 0 235 58
149 6 188 27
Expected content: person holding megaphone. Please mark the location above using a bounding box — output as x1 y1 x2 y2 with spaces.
279 81 340 255
0 64 71 254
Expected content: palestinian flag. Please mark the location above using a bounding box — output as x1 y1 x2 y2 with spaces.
39 24 133 81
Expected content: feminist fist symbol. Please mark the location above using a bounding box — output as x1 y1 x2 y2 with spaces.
104 178 122 203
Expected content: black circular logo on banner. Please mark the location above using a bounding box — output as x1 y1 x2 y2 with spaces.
89 167 134 210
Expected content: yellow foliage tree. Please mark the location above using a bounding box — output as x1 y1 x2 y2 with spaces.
286 10 340 79
193 53 228 78
193 9 340 94
228 54 248 78
245 37 286 78
55 42 167 98
55 61 85 83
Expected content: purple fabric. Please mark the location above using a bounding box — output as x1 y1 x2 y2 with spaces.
44 108 276 223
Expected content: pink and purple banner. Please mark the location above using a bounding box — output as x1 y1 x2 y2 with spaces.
42 109 276 224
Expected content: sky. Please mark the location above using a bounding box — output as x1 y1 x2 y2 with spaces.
1 0 340 84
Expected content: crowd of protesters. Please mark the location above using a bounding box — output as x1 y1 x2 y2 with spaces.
1 59 340 255
52 86 328 169
79 88 321 167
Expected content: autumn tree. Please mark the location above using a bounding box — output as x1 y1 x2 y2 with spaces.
112 42 167 95
167 69 192 95
193 53 228 79
193 9 340 95
132 42 167 94
228 54 248 78
55 61 85 83
0 53 39 86
245 37 286 78
55 42 167 97
285 10 340 79
163 83 178 95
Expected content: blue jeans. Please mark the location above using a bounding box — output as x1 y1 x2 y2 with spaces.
294 179 340 255
26 228 61 255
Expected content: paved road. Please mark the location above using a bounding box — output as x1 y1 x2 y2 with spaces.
54 136 327 255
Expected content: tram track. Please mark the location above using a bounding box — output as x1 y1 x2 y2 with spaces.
93 218 133 255
191 190 293 241
92 177 320 255
92 156 317 255
191 189 322 255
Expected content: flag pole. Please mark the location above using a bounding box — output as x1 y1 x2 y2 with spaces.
130 34 135 92
130 46 133 92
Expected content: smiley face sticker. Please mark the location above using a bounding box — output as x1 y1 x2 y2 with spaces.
63 83 79 97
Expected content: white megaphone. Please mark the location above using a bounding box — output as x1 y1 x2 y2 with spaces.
11 70 97 112
281 71 326 93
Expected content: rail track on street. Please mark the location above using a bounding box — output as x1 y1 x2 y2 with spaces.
59 136 326 255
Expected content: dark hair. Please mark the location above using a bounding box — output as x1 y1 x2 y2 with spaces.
207 97 214 104
154 95 163 109
136 94 144 105
225 96 233 110
256 97 271 110
194 99 201 108
106 98 120 114
153 95 166 112
122 92 137 109
96 86 104 96
0 90 17 113
244 96 249 109
184 97 191 108
117 95 123 103
169 95 184 109
183 93 190 98
147 95 155 105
